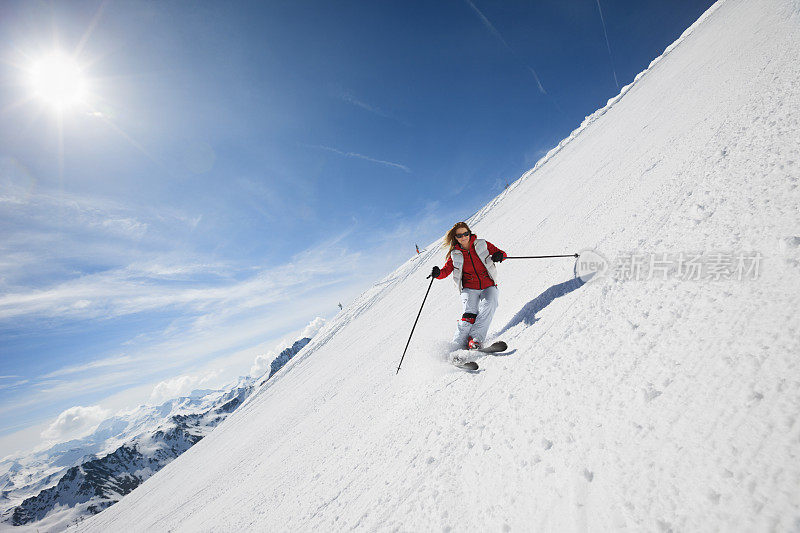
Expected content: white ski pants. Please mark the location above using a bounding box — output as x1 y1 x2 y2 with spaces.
452 285 499 346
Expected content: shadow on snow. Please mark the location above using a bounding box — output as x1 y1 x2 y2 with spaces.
497 277 586 336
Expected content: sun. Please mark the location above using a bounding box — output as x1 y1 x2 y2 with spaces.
28 52 89 111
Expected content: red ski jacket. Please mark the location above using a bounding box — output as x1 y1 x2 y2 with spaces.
436 234 506 290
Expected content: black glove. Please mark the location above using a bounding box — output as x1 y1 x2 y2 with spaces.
491 251 505 263
428 266 441 279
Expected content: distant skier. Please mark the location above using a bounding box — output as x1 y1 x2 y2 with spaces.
415 243 421 254
338 302 343 310
429 222 506 350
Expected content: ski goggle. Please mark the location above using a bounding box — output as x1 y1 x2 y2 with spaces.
455 231 470 238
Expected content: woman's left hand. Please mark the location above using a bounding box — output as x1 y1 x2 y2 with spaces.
491 251 505 263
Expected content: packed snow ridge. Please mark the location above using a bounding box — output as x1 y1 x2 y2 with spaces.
64 0 800 530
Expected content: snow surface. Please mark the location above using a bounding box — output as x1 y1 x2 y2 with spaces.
69 0 800 530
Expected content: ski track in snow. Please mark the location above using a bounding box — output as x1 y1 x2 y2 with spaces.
64 0 800 531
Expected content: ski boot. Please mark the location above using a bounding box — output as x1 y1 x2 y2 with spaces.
467 337 482 351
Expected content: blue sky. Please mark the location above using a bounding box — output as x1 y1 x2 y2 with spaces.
0 0 714 457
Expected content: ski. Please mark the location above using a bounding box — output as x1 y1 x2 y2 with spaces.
478 341 507 354
449 342 505 371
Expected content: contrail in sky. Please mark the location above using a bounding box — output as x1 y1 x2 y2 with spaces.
336 90 412 127
463 0 547 95
464 0 509 48
317 145 411 173
595 0 620 88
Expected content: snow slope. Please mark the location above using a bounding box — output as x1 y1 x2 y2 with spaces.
74 0 800 530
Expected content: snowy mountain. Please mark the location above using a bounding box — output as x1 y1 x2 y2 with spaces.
265 337 311 382
0 379 254 531
0 337 311 531
60 0 800 530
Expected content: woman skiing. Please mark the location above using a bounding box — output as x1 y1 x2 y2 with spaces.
430 222 506 350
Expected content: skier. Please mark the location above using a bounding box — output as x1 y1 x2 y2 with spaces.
430 222 506 350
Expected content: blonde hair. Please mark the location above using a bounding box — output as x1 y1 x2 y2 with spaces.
443 222 472 260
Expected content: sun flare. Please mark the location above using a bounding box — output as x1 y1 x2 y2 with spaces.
28 52 89 111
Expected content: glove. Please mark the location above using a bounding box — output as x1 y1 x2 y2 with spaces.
428 266 441 279
491 251 505 263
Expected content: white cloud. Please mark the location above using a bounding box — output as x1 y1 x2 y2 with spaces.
41 354 132 379
0 231 360 324
149 371 219 404
98 216 148 238
41 405 110 442
301 316 327 339
0 164 205 290
0 379 29 391
127 260 229 280
149 376 197 403
249 354 272 378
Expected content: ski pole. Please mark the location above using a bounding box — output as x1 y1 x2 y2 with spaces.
396 274 435 374
504 253 579 259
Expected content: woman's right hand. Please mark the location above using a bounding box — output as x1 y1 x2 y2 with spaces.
428 266 441 279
